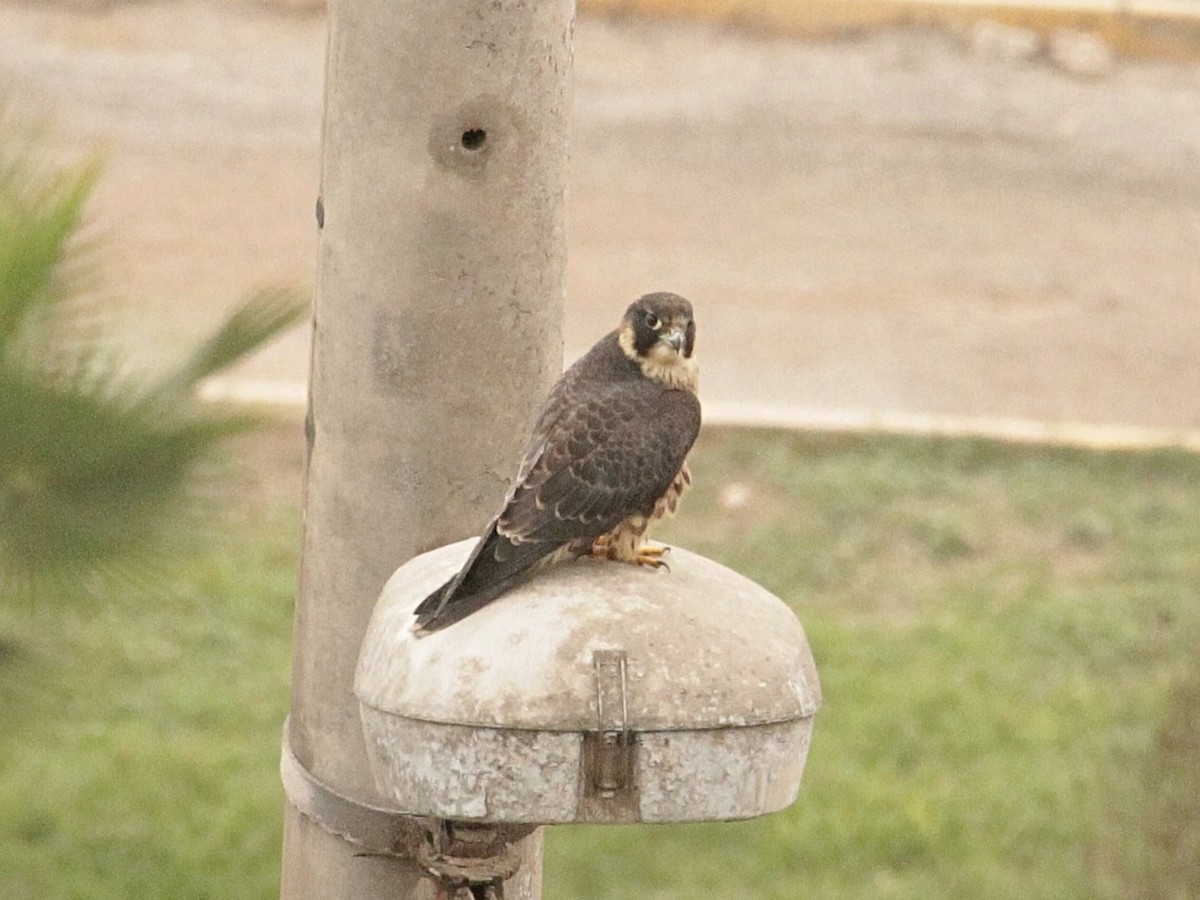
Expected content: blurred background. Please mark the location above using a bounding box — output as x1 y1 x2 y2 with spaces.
4 0 1199 432
2 1 1199 898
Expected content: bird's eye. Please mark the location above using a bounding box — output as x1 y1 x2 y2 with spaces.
644 312 661 330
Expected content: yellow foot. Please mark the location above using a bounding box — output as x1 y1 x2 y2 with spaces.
587 536 671 570
634 543 671 570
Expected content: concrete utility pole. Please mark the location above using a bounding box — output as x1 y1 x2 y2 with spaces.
279 1 573 897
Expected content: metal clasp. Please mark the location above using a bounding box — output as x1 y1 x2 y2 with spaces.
581 649 638 819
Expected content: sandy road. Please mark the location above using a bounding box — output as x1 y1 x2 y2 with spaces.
3 1 1199 432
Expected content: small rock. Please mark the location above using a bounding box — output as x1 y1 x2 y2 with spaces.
1049 30 1113 78
968 20 1040 62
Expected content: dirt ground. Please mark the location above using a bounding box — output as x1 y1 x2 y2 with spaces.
3 0 1200 432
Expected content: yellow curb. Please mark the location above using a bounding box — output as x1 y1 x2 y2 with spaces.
579 0 1200 59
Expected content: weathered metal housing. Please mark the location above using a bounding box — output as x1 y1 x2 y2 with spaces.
355 540 821 824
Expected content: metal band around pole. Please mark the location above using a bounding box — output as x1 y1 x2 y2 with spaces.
279 718 424 856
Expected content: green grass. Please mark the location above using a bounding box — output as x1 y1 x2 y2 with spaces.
2 427 1199 899
0 497 299 900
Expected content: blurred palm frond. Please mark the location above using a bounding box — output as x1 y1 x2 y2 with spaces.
0 117 307 601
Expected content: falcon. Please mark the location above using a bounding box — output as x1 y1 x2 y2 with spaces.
412 292 701 635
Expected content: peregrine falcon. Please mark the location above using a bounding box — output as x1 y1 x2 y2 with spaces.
412 292 701 635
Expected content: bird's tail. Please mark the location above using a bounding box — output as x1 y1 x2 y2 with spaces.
410 520 586 636
411 573 526 636
411 536 581 635
411 576 455 630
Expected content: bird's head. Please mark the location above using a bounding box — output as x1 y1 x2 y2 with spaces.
617 292 698 392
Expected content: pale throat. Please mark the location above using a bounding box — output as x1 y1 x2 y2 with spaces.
618 326 699 393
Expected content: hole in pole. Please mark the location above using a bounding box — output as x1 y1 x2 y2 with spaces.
460 128 488 152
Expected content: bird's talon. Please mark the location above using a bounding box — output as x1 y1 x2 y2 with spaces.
634 544 671 570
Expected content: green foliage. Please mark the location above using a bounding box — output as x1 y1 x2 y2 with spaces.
1 428 1198 898
0 128 99 358
0 121 306 597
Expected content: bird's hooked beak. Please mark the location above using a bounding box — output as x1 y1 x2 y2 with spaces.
660 325 687 353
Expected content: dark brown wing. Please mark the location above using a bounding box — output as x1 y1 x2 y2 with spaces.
412 379 700 633
501 383 698 541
